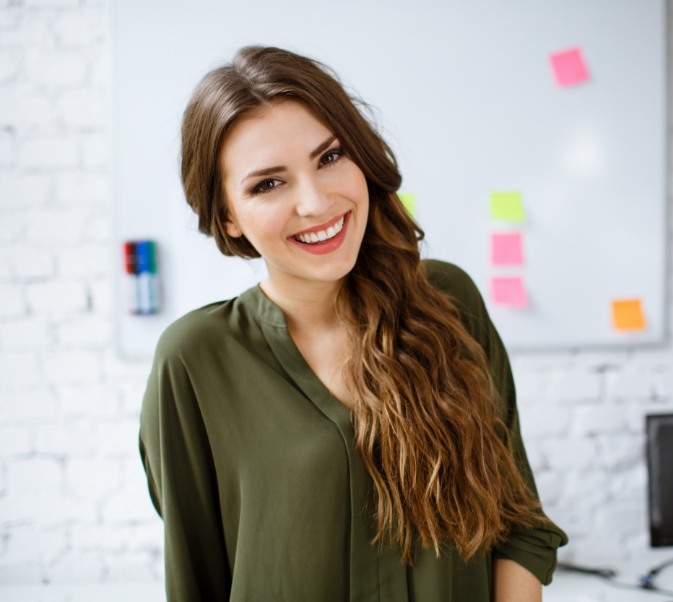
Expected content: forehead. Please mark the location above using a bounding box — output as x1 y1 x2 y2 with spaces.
220 100 333 175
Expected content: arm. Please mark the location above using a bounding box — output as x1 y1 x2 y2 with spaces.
493 558 542 602
139 336 231 601
423 261 568 584
476 279 568 586
486 313 568 585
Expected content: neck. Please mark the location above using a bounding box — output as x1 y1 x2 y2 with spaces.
260 277 343 333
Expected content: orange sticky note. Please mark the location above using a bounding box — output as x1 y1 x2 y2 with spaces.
550 47 590 87
611 299 646 331
491 277 528 308
491 232 524 266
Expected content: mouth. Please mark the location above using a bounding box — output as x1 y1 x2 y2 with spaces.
292 213 348 245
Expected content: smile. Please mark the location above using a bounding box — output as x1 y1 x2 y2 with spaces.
293 214 346 245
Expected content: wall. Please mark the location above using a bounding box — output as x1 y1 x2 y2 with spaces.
0 0 161 582
0 0 671 585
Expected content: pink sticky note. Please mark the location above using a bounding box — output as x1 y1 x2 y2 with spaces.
549 47 590 87
491 233 524 266
491 277 528 308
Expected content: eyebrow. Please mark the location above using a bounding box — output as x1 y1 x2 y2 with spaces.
241 135 337 184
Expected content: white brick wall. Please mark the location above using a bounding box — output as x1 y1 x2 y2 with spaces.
0 0 159 585
0 0 672 588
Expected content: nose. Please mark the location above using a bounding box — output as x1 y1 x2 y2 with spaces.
295 175 334 218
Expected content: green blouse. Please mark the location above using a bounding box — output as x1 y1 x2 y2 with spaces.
139 259 567 601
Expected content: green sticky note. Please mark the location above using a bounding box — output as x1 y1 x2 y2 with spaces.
489 191 525 222
398 192 416 217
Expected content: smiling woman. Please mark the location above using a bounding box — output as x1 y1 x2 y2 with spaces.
139 46 567 602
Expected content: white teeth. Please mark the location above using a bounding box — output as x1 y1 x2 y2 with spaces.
295 215 345 244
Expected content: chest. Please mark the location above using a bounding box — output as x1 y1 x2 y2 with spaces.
291 327 353 408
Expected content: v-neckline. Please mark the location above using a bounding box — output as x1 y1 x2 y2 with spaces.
242 284 352 426
239 284 410 600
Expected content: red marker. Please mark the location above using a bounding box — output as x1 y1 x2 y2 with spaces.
123 242 140 314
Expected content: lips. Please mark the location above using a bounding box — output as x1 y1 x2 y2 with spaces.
291 212 349 245
289 212 351 255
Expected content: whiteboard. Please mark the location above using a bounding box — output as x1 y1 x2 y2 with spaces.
109 0 668 359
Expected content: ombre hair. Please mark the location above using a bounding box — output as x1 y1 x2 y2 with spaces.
181 46 542 563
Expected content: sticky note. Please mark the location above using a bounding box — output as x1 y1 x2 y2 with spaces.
489 191 525 222
491 277 528 308
491 232 524 266
398 192 416 218
611 299 646 331
550 47 590 88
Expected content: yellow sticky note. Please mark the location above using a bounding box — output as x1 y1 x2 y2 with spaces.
611 299 646 331
398 192 416 218
489 191 525 222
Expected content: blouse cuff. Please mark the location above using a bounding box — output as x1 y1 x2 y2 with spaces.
493 524 568 585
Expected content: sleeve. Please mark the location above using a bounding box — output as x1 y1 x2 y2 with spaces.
139 333 231 601
424 261 568 585
481 310 568 585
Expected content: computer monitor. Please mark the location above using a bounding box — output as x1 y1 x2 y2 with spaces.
646 414 673 547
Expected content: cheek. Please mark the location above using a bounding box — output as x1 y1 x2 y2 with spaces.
240 205 287 243
339 166 369 205
353 173 370 210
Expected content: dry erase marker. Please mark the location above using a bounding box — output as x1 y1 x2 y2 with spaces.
136 240 160 314
123 241 141 314
145 241 160 313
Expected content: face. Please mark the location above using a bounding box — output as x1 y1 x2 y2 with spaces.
220 100 369 295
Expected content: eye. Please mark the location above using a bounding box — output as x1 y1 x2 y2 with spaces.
251 177 282 195
319 147 345 167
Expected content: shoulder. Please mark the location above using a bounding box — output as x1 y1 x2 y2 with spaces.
423 260 514 396
422 259 501 357
422 259 487 328
423 259 478 296
153 298 239 366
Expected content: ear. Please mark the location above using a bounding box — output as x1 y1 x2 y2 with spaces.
225 218 243 238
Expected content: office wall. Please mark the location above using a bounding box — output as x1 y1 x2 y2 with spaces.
0 0 672 585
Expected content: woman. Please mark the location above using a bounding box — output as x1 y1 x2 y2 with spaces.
139 45 567 601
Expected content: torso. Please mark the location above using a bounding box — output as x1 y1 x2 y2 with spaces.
139 267 564 601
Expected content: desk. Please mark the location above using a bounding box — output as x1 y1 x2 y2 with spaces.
0 573 671 601
546 568 673 601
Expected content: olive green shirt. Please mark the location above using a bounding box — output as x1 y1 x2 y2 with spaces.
139 260 567 601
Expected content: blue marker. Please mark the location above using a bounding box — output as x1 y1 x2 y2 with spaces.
136 240 160 314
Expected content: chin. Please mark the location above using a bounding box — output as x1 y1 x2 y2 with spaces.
313 259 359 284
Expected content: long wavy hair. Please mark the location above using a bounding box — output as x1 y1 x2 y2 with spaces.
181 45 541 563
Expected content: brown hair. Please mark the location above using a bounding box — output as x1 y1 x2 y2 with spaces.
181 46 541 563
